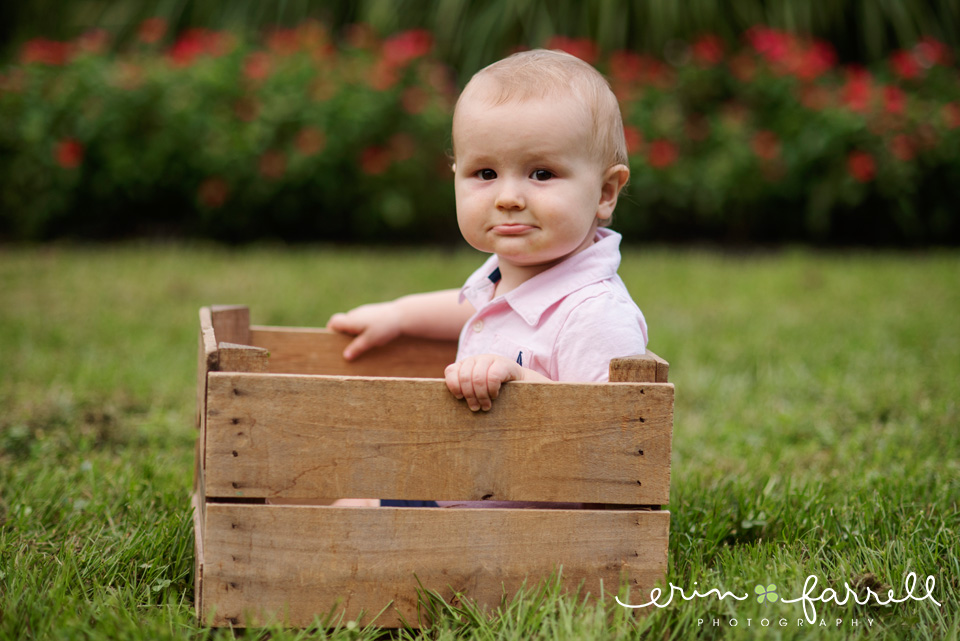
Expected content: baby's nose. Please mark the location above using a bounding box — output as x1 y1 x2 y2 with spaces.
495 180 525 210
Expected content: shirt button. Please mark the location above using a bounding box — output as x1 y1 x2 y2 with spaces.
472 320 484 332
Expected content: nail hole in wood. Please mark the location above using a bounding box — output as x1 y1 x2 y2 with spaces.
482 493 493 500
231 418 240 425
232 450 239 457
637 481 642 486
232 482 240 489
638 449 644 456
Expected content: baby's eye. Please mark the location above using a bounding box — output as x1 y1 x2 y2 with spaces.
477 169 497 180
531 169 554 181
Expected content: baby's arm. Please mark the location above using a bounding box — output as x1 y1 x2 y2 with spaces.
328 289 474 360
445 355 551 412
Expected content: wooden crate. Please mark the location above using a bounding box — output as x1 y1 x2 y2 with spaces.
194 305 673 628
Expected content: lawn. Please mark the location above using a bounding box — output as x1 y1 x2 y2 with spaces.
1 243 958 640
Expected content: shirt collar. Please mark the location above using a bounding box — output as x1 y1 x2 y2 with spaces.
459 228 623 326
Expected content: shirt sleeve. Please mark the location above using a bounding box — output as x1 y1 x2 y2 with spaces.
553 290 648 382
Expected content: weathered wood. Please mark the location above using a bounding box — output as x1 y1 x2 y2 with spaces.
192 484 205 619
249 326 457 378
211 305 251 347
218 342 270 373
609 352 669 383
201 503 670 628
205 373 673 505
197 308 218 429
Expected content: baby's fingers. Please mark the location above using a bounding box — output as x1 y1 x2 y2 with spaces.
467 358 498 411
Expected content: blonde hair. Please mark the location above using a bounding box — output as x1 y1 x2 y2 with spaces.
453 49 628 169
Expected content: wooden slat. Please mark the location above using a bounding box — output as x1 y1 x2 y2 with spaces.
204 373 673 505
200 503 669 628
192 483 205 619
218 342 270 373
609 351 669 383
249 326 458 378
211 305 251 346
195 307 218 616
197 308 218 429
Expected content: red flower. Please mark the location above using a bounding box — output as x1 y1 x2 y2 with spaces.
889 134 914 162
258 151 287 180
944 103 960 130
295 127 326 156
382 29 432 68
21 38 71 65
610 50 644 84
168 29 230 66
545 36 599 65
883 86 906 115
751 130 780 160
198 177 229 208
691 35 724 66
55 138 83 169
623 126 643 154
915 37 951 67
243 52 272 81
841 67 873 113
360 146 391 175
890 50 921 80
847 151 876 182
138 17 167 44
795 41 836 80
647 139 678 169
747 26 791 64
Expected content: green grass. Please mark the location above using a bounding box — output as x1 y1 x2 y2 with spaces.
1 243 958 640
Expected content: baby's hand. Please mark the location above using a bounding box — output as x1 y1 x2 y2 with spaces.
445 354 527 412
327 302 402 360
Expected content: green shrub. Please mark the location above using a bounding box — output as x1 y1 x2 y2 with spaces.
0 22 458 242
1 21 959 244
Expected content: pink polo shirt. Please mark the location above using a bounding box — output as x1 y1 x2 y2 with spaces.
455 227 648 382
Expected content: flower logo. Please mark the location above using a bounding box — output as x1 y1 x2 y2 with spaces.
755 583 779 604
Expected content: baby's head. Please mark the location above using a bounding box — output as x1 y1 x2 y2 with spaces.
452 50 630 272
453 49 628 173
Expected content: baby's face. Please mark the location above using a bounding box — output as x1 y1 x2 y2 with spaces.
453 90 610 272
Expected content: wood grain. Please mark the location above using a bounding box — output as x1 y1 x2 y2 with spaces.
201 503 670 628
218 342 270 373
609 352 669 383
249 326 458 378
204 373 673 505
211 305 251 347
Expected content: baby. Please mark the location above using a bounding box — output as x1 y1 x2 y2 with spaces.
329 49 647 506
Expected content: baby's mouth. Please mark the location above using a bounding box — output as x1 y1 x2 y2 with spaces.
492 223 535 235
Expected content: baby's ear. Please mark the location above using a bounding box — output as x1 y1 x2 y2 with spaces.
597 164 630 221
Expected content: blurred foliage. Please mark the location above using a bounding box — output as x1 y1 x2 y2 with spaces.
1 19 959 244
0 23 458 242
2 1 960 80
